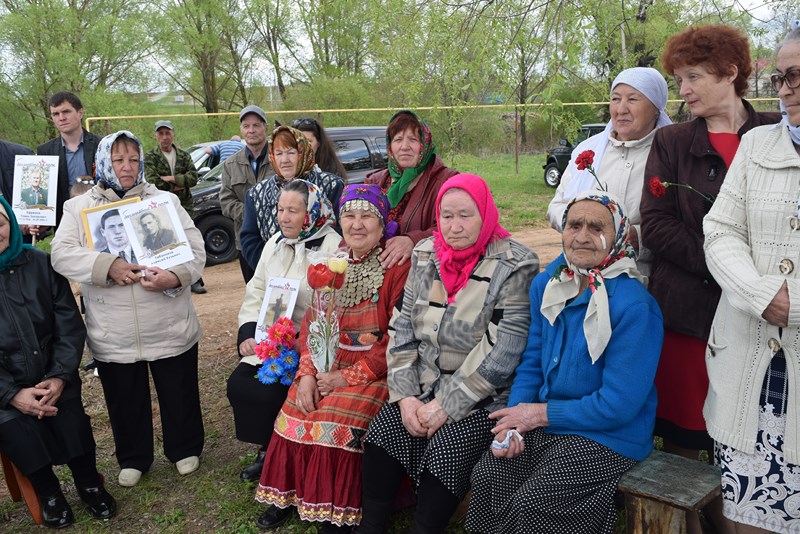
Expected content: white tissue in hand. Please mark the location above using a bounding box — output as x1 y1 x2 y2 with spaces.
491 429 523 449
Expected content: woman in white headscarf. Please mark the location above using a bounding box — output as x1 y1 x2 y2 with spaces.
467 191 663 534
547 67 671 275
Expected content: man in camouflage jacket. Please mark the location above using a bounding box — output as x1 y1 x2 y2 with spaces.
144 120 198 215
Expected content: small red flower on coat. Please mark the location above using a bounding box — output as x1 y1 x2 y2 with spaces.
649 177 667 198
575 150 595 171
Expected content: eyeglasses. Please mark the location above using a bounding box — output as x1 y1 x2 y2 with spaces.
291 118 318 129
771 68 800 92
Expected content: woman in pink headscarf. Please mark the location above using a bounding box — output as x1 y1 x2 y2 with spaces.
357 174 539 533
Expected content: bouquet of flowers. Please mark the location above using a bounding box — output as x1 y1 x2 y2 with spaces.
575 150 607 191
306 252 348 373
254 317 299 386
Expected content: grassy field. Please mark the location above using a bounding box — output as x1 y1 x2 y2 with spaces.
450 153 553 232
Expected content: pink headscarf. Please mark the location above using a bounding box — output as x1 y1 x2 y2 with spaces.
433 173 510 303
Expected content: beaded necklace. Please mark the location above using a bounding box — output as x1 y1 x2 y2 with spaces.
338 246 385 308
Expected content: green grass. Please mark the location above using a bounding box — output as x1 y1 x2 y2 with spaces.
449 153 554 232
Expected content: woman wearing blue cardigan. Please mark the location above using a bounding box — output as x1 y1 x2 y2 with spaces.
466 191 664 534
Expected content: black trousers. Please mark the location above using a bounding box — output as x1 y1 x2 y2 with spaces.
95 344 204 472
239 254 255 284
226 362 289 446
0 397 97 477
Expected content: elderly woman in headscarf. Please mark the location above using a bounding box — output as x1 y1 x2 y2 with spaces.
0 197 116 529
465 192 663 534
357 174 539 534
229 179 341 482
240 125 344 271
365 109 459 269
547 67 672 275
254 184 410 533
51 131 206 488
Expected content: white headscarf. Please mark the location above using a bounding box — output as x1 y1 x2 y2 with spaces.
564 67 672 199
541 191 646 364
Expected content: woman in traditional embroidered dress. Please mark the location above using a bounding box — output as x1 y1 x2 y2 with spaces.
365 110 458 269
639 25 781 533
240 125 344 271
546 67 672 275
466 192 663 534
254 184 410 533
229 179 341 481
357 174 539 534
701 23 800 534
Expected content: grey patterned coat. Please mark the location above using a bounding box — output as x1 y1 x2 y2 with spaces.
387 237 539 422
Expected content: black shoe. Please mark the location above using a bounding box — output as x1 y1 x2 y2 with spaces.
240 449 267 482
191 281 207 294
39 491 75 529
77 484 117 519
255 506 291 530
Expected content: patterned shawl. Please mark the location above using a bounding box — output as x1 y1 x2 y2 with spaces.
541 191 645 363
0 196 31 272
269 126 315 182
95 131 145 197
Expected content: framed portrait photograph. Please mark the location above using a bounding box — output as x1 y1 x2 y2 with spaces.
255 277 301 343
11 155 59 225
118 194 194 270
81 197 142 253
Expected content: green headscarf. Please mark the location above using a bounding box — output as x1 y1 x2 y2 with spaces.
0 196 32 272
386 110 437 208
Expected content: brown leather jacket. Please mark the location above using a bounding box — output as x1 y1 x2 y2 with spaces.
365 155 458 244
640 100 780 339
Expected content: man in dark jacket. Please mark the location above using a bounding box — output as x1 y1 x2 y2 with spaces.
37 92 102 227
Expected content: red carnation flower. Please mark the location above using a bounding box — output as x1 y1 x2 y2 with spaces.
649 177 667 198
575 150 595 171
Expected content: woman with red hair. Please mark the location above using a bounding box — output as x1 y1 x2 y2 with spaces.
639 24 780 533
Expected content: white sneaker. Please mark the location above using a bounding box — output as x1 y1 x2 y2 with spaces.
118 468 142 487
176 456 199 475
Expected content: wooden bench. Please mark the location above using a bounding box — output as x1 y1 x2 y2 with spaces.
618 449 721 534
0 451 43 525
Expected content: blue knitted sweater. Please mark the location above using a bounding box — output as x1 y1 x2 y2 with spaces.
508 254 664 461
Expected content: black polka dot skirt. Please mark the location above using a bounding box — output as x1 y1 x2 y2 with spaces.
466 428 636 534
364 402 494 498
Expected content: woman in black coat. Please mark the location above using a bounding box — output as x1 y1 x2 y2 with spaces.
0 196 116 529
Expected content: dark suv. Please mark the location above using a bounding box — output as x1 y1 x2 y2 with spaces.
542 123 606 187
192 126 388 265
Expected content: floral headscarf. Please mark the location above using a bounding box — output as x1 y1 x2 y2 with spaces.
339 184 398 239
274 179 337 273
269 126 315 182
541 191 645 363
433 174 510 303
386 110 437 208
0 196 31 272
95 131 145 196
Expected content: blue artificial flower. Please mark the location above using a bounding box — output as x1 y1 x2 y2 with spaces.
279 371 295 386
257 357 286 385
